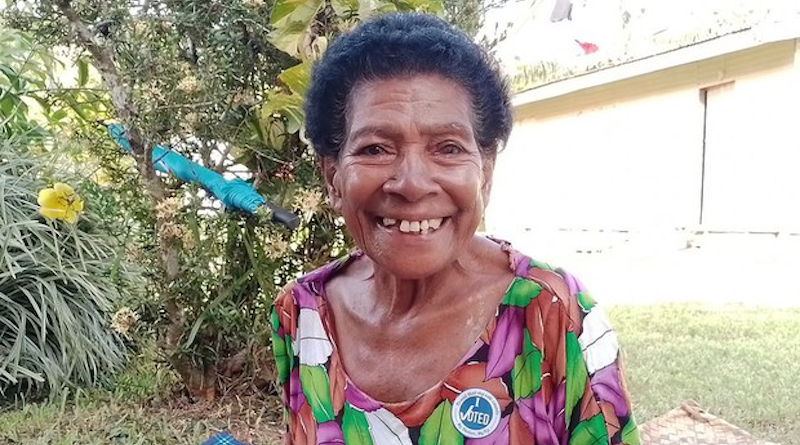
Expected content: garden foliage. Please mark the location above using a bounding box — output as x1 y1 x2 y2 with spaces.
0 136 130 400
1 0 497 399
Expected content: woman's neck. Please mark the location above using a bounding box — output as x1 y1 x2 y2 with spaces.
358 235 501 320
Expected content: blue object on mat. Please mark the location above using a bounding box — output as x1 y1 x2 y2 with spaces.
201 431 251 445
107 123 299 228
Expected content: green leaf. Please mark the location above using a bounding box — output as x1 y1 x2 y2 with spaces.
261 92 304 119
565 332 587 428
285 113 302 135
386 0 444 14
270 306 280 333
183 272 251 348
60 92 90 121
271 331 293 384
529 258 554 271
278 60 311 97
0 65 19 89
77 58 89 87
299 364 334 422
270 0 318 24
342 403 374 445
0 93 25 118
331 0 358 15
50 109 68 122
502 277 542 307
419 400 463 445
621 418 640 445
577 291 596 312
268 0 325 58
260 91 305 135
512 329 543 398
568 414 607 445
247 113 267 144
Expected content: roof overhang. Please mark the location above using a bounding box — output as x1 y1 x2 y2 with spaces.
512 19 800 108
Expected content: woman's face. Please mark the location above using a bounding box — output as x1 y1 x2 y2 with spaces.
323 74 494 279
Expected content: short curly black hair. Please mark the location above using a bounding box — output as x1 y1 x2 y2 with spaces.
304 12 513 159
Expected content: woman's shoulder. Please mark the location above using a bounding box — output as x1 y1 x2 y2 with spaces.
500 239 588 295
501 241 600 328
273 251 361 313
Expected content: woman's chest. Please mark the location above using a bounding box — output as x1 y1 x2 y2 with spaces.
334 314 486 403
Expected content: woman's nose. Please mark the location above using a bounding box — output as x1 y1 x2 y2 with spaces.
382 152 438 202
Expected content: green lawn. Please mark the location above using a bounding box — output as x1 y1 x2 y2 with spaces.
2 304 798 445
0 392 284 445
608 304 800 445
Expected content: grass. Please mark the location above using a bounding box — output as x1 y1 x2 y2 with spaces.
608 304 800 445
1 304 797 444
0 342 283 445
0 392 283 445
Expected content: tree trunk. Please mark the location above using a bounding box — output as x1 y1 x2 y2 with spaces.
53 0 216 400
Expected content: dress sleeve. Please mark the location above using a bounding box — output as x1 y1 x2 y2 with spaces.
555 269 640 445
270 283 297 445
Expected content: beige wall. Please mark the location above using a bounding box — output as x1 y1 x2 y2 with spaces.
487 39 800 238
702 50 800 230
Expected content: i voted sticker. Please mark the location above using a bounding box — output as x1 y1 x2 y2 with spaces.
451 388 501 438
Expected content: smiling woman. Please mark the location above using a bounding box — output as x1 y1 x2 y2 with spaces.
270 13 639 445
324 75 489 279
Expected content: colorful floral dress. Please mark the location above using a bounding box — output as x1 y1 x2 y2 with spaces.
270 242 639 445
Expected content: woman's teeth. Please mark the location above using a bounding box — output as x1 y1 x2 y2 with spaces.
381 217 444 234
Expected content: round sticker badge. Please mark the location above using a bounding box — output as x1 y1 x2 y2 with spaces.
451 388 501 439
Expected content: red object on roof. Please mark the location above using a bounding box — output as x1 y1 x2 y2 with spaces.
575 39 599 54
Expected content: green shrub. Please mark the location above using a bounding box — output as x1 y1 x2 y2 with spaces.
0 135 132 400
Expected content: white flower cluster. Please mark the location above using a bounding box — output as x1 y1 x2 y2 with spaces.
294 189 322 214
155 197 182 220
158 220 186 242
177 75 200 93
111 307 139 335
265 236 290 260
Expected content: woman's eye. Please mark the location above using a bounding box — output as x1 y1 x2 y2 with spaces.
439 144 464 155
363 145 386 155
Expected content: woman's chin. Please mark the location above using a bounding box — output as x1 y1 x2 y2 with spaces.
371 255 453 280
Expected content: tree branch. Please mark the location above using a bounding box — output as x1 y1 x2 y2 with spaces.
214 143 234 173
153 100 217 110
51 4 191 387
52 0 158 185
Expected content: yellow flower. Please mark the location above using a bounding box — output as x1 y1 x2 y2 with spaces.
38 183 84 224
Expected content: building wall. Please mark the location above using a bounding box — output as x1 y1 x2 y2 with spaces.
701 52 800 230
487 39 800 241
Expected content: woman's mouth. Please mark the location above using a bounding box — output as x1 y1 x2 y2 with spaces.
377 217 447 235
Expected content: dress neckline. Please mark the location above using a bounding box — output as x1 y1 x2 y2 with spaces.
310 238 527 408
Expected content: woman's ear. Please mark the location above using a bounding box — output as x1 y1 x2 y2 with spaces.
481 156 495 206
320 157 342 212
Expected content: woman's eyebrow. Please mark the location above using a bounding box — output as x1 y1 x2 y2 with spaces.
420 122 472 138
348 122 472 142
347 125 394 142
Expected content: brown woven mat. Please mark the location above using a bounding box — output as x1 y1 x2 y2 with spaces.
639 400 781 445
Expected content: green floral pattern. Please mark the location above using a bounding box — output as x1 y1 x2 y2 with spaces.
271 241 639 444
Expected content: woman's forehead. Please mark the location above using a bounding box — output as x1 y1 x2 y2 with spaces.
345 74 475 134
350 73 469 101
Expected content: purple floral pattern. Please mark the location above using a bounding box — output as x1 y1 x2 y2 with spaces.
271 243 639 445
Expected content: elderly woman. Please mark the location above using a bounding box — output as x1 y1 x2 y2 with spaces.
271 13 638 445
